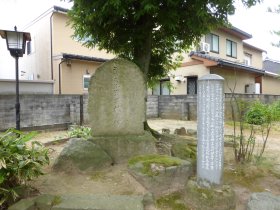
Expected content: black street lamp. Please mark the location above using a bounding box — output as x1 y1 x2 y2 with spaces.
0 26 31 130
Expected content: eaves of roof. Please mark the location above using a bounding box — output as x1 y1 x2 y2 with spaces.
243 42 267 53
219 26 252 40
53 6 69 14
62 53 109 63
189 51 265 75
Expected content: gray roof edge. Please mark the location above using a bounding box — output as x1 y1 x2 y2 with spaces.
62 53 109 63
189 51 264 74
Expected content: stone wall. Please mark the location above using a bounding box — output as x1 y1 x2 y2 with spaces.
1 94 280 131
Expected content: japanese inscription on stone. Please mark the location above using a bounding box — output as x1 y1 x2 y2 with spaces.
88 58 145 136
197 74 224 186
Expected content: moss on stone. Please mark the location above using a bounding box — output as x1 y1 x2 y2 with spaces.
156 192 190 210
185 180 236 210
128 154 183 176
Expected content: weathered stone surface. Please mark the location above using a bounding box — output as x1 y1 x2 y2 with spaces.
247 192 280 210
128 155 192 197
51 194 144 210
89 131 157 164
185 180 236 210
174 127 187 135
88 58 145 136
52 138 113 172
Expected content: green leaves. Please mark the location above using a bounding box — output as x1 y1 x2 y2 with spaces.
0 129 49 207
68 0 260 82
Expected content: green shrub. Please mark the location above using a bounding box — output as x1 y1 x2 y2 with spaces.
68 125 92 139
0 129 49 207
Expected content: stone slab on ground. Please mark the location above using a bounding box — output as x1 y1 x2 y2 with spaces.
9 194 146 210
247 192 280 210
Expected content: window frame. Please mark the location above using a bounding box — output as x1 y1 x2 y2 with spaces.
244 52 252 66
205 33 219 54
83 75 91 90
226 39 237 58
152 79 170 95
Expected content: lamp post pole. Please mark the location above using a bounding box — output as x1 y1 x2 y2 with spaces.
15 55 20 130
0 26 31 131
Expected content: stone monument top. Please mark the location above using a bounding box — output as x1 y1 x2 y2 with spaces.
88 58 145 136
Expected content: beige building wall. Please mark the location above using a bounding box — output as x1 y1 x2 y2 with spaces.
170 64 210 95
211 67 257 93
262 75 280 95
201 29 244 63
53 59 102 94
243 45 263 69
52 13 114 59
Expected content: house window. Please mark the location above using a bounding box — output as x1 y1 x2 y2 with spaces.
187 76 198 95
83 75 91 90
244 53 252 66
205 33 219 53
226 39 237 58
152 79 170 95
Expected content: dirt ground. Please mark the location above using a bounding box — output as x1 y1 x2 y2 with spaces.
29 119 280 210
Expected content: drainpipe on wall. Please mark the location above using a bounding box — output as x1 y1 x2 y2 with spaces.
58 59 65 94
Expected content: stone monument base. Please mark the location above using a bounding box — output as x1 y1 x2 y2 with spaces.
89 131 157 164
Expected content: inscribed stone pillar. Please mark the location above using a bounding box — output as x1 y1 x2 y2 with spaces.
197 74 224 187
87 58 156 163
88 58 145 136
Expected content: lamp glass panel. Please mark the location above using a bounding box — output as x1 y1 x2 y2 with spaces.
6 31 23 50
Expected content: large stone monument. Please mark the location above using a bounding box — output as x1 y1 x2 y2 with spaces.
88 58 156 163
197 74 224 187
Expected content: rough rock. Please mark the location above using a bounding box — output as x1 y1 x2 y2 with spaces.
128 155 192 197
174 127 187 135
247 192 280 210
52 138 113 172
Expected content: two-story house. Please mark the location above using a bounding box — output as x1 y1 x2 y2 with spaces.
21 6 114 94
153 26 280 95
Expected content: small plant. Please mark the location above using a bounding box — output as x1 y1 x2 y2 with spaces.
0 129 49 208
68 125 92 139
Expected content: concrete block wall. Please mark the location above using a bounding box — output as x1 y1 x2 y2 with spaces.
1 94 280 131
0 95 81 131
147 95 158 118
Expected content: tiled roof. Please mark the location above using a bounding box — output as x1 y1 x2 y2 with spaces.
189 51 265 74
263 59 280 75
62 53 109 63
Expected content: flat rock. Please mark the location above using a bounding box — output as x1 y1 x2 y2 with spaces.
52 138 113 172
247 192 280 210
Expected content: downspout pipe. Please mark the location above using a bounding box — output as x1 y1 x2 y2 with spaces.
58 59 65 94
